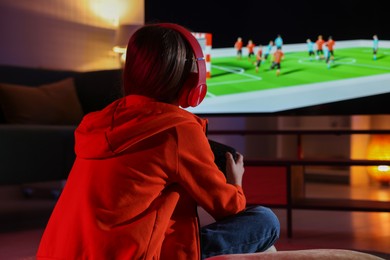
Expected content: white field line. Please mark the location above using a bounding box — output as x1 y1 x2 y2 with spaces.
212 65 262 80
205 92 217 98
362 49 390 55
208 78 261 87
297 58 390 70
335 62 390 70
211 65 244 74
207 65 262 92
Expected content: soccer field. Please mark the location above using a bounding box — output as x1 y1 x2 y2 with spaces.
206 47 390 97
187 45 390 115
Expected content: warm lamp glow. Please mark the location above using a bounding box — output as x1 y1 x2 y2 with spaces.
367 135 390 183
378 165 390 172
89 0 129 26
113 48 127 63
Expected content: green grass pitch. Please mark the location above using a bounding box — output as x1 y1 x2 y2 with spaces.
206 47 390 97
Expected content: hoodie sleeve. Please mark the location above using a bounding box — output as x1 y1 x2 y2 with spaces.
173 122 246 221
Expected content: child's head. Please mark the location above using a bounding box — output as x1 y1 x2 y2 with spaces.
123 23 205 106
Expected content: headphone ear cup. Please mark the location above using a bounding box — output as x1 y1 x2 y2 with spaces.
179 72 207 108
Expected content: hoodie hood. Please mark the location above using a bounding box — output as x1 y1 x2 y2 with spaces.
75 95 207 159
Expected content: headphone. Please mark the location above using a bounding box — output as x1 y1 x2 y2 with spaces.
158 23 207 108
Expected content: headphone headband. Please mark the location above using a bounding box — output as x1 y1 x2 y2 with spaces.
157 23 207 107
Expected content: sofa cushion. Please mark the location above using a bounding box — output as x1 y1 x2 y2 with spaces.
0 78 84 125
204 249 383 259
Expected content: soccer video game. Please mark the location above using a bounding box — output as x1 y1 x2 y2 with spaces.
188 39 390 116
145 0 389 116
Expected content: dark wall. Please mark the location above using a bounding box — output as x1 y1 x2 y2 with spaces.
145 0 389 48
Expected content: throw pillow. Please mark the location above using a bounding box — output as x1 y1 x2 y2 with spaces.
0 78 84 125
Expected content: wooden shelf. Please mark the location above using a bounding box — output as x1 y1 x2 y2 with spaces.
244 159 390 238
293 198 390 212
209 129 390 238
245 158 390 167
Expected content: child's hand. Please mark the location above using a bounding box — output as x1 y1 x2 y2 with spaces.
225 152 244 186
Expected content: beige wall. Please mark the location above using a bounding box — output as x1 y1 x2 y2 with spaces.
0 0 144 71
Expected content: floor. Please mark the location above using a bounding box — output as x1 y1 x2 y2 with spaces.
0 182 390 259
275 182 390 259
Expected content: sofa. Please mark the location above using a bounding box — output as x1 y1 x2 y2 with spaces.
0 65 123 185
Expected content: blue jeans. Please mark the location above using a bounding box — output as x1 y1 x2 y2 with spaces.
200 206 280 259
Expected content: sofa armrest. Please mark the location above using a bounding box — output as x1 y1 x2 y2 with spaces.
0 125 76 185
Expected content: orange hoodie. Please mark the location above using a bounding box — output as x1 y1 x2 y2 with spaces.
37 95 246 260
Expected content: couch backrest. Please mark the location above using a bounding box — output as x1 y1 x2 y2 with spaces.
0 65 124 124
73 69 124 115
